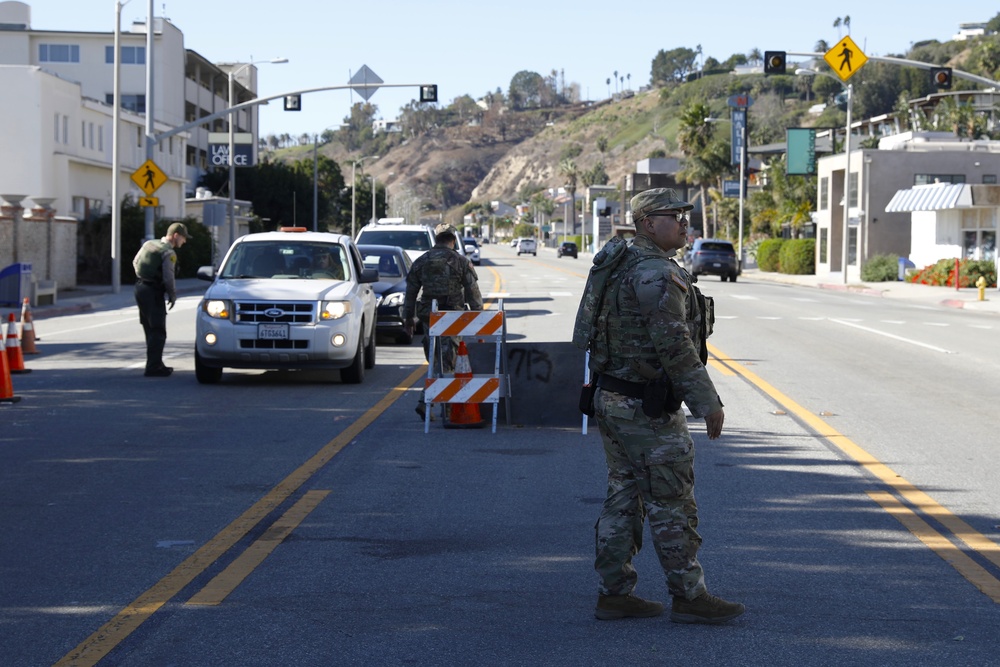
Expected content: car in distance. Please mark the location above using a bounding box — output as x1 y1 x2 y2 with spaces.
683 238 739 282
194 228 378 384
357 243 415 344
516 238 537 256
557 241 578 258
462 237 481 265
355 219 435 262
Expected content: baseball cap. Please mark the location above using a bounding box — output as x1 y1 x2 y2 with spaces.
629 188 693 221
167 222 190 239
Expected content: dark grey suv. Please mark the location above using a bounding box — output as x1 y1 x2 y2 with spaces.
683 238 739 282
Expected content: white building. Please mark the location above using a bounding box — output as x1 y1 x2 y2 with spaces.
0 1 271 285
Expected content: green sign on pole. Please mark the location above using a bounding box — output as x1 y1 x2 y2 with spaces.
786 128 817 175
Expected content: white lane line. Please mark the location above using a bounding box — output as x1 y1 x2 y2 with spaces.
729 294 759 300
798 317 825 321
829 318 954 354
756 316 782 320
550 291 574 297
924 322 949 327
880 320 906 324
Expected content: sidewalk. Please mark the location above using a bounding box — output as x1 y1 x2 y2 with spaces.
743 268 1000 314
13 279 206 320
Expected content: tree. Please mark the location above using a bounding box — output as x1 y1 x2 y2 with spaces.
748 48 762 65
509 70 546 110
677 102 719 236
814 39 830 53
650 47 699 86
559 159 579 238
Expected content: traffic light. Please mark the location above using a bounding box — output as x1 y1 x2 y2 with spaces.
419 84 438 103
284 94 302 111
764 51 786 75
931 67 952 90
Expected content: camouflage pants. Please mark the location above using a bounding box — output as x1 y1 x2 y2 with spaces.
593 388 706 600
418 315 457 403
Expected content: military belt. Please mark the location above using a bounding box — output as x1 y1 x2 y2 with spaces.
136 278 164 288
596 375 646 399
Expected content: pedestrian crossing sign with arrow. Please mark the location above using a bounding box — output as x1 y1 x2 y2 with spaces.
130 159 167 196
824 35 868 82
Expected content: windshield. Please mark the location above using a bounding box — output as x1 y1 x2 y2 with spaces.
220 241 351 280
360 248 408 279
356 229 431 252
700 242 734 253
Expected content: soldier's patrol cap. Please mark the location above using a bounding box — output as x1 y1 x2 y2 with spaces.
167 222 190 239
435 223 459 238
629 188 693 221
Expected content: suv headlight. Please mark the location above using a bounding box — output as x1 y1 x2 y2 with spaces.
202 299 232 319
321 301 352 320
382 292 405 307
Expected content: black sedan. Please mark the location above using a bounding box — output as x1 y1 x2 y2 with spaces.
358 244 415 344
557 241 578 258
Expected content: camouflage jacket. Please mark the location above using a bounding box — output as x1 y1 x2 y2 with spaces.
598 235 722 418
403 244 483 320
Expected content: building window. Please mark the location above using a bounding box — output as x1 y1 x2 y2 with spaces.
106 93 146 113
98 125 104 152
848 172 859 208
983 174 997 184
819 177 828 210
62 115 69 144
819 227 828 263
81 120 86 146
104 45 146 64
39 44 80 63
914 174 966 185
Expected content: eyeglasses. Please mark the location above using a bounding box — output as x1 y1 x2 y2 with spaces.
647 211 688 224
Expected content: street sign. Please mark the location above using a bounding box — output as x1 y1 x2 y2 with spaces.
349 65 383 101
130 159 167 196
731 109 746 166
727 94 753 108
139 197 159 208
723 180 741 198
824 35 868 82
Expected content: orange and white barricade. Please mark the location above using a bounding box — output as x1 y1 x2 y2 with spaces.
422 299 510 433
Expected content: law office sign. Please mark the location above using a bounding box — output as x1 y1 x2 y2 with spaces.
208 132 254 167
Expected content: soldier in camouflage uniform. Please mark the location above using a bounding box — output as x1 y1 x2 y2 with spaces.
132 222 189 377
589 188 744 624
403 223 483 419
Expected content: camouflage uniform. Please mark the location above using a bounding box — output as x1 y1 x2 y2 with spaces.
592 199 723 601
132 222 188 375
403 224 483 376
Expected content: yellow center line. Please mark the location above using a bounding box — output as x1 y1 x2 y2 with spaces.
55 368 427 667
708 341 1000 600
186 490 331 607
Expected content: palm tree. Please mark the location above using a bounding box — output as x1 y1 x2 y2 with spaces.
627 73 631 90
559 159 579 242
613 70 619 93
748 48 762 65
676 102 716 235
606 77 611 98
815 39 830 53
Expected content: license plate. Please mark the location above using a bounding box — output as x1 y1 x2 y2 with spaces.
257 323 289 340
712 262 722 267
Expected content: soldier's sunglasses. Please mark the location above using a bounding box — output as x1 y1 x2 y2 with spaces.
647 211 688 224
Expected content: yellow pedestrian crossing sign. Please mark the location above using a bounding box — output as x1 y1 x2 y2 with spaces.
824 35 868 82
139 196 159 207
130 159 167 196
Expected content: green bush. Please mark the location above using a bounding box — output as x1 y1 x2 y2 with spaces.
778 239 815 275
861 253 900 282
757 238 784 272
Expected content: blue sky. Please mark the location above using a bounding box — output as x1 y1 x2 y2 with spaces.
32 1 999 141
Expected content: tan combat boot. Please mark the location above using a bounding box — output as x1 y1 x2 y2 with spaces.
670 592 745 624
594 593 664 620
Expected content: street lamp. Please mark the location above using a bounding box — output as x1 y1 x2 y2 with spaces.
228 57 287 244
797 67 852 284
350 155 379 238
110 0 133 294
705 115 745 265
371 174 377 225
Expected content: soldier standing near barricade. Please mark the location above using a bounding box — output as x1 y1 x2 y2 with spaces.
132 222 189 377
575 188 744 624
403 223 483 419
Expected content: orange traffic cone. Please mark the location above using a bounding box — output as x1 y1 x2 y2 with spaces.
6 313 30 374
445 341 485 429
0 320 21 403
20 298 39 353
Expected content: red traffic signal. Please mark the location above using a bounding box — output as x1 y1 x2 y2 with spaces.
931 67 952 90
764 51 786 75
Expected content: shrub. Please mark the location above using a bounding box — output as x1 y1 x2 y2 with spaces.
905 258 997 287
778 239 815 275
861 253 900 282
757 238 784 272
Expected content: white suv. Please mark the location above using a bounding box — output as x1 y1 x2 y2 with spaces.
355 220 436 262
517 238 537 256
194 228 378 384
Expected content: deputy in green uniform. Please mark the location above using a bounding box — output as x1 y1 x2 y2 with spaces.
132 222 189 377
403 223 483 419
588 188 744 624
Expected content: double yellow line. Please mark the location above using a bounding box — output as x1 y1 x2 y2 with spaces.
708 342 1000 603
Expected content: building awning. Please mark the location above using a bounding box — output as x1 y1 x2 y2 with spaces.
884 183 971 213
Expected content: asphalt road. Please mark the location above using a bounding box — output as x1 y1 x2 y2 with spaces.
3 243 1000 666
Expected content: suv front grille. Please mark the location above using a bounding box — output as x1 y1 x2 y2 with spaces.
235 301 315 324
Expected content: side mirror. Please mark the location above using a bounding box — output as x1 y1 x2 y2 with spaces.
359 267 379 284
196 265 216 282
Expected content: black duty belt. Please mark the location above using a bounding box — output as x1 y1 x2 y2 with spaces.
596 375 646 399
136 278 164 288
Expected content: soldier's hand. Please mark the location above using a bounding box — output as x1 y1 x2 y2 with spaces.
404 320 415 338
168 298 176 311
704 408 724 440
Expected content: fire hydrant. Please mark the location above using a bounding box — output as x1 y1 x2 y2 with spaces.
976 275 987 301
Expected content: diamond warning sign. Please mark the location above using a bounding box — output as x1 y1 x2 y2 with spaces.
824 35 868 82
